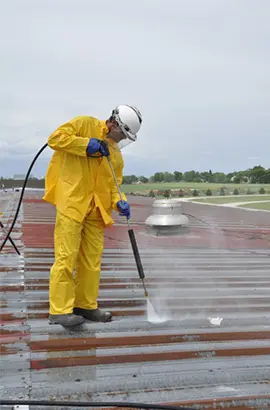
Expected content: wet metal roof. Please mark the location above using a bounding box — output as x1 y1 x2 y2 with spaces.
1 190 270 409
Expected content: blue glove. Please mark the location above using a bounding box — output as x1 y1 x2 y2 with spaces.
86 139 109 157
117 200 131 219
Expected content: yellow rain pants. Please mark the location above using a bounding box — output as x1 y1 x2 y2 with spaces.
49 201 104 315
43 115 127 314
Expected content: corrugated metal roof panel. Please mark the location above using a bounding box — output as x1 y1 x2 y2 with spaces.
1 190 270 409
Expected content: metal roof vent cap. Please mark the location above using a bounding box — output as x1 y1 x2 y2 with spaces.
145 199 189 235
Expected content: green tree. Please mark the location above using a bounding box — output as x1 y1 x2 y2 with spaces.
213 172 226 183
233 188 239 195
138 176 148 183
163 189 171 199
184 170 198 182
200 172 211 182
123 175 138 184
219 187 226 196
163 172 174 182
206 188 212 196
200 169 215 182
173 171 183 182
178 189 185 197
226 172 236 183
152 172 165 182
264 169 270 183
233 174 242 184
235 171 249 183
250 166 266 183
207 169 214 182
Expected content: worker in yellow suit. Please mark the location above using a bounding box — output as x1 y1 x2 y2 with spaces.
43 105 142 327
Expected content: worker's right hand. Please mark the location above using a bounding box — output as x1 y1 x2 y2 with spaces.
86 139 109 157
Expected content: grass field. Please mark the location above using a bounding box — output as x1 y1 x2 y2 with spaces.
192 195 270 205
121 182 270 195
240 201 270 211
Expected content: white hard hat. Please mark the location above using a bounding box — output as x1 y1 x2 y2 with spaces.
111 105 142 149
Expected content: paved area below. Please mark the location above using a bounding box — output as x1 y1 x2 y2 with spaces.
225 200 270 210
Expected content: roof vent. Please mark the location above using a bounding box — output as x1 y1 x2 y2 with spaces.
145 199 189 235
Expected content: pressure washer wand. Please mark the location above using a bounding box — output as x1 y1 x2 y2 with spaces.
107 156 149 298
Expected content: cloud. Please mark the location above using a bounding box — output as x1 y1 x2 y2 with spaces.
1 0 270 177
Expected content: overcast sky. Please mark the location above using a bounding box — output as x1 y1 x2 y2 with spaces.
0 0 269 178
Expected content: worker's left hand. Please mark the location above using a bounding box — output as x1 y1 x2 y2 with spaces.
117 200 131 219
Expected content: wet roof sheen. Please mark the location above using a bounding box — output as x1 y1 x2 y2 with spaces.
1 190 270 409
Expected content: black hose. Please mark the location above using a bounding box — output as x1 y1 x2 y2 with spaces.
0 143 48 254
0 220 20 255
0 399 194 409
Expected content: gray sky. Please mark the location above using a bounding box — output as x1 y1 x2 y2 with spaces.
0 0 269 178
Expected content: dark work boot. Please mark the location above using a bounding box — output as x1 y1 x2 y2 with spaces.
49 313 85 327
73 307 112 323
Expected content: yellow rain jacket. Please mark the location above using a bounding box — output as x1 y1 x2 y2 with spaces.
43 116 126 226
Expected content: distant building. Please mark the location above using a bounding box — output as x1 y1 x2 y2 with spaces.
13 174 35 180
13 174 26 180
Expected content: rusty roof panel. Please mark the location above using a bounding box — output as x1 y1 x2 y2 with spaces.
1 190 270 409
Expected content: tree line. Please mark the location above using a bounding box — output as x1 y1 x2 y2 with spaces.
1 165 270 189
123 166 270 185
